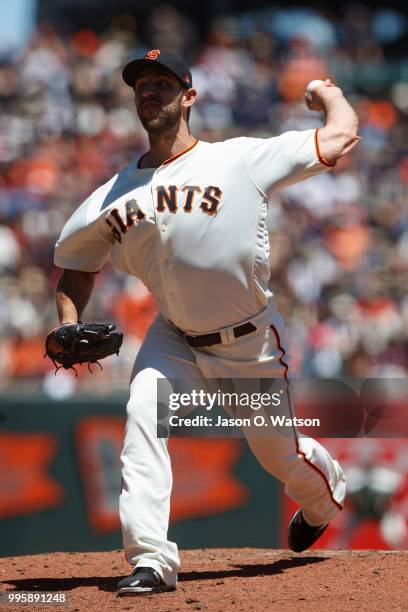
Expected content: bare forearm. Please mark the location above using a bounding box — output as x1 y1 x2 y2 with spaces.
56 270 96 323
307 80 360 163
319 94 360 160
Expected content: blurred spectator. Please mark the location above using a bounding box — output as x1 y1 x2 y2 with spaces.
0 4 407 392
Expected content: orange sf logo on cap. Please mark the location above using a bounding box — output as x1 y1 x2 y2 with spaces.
145 49 160 60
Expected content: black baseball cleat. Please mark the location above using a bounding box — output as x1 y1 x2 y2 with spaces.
117 566 176 595
288 509 328 552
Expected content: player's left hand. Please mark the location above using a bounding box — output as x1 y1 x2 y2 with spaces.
45 322 124 373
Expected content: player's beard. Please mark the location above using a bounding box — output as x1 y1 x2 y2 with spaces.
138 93 183 136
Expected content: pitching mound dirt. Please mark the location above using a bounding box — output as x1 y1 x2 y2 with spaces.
1 548 407 611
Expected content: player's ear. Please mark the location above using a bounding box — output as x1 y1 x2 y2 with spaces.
182 87 197 113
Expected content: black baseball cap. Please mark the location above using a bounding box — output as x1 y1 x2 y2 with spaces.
122 49 193 89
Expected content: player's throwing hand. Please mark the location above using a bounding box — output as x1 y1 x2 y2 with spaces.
305 78 343 112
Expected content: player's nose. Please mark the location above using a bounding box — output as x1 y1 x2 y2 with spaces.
140 90 161 106
140 82 159 98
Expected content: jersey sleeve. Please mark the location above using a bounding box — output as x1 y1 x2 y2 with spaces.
240 128 333 196
54 193 114 272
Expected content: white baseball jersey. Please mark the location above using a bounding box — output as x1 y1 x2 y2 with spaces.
55 128 330 334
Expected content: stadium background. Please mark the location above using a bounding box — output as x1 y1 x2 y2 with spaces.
0 0 407 556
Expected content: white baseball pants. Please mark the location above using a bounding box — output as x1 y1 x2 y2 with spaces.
119 302 346 586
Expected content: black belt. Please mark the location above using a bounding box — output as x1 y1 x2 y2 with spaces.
174 321 257 348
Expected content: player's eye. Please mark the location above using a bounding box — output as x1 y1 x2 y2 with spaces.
135 81 147 93
156 79 171 89
135 79 171 93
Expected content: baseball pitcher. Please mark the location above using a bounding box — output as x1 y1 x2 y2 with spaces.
48 50 360 594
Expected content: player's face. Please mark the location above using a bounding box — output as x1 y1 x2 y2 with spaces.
134 68 185 135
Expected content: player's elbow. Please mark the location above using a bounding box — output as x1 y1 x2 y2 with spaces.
336 113 360 153
318 116 361 163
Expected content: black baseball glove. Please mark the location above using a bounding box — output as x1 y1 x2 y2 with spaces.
45 322 123 373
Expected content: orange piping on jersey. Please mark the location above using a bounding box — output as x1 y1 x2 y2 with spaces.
269 324 343 512
314 128 336 167
162 139 199 165
137 139 199 169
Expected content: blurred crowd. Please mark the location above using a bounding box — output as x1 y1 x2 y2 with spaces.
0 4 407 395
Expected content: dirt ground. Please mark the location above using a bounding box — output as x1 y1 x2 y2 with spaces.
1 548 407 612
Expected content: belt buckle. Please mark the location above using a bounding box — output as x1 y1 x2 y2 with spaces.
219 327 235 345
